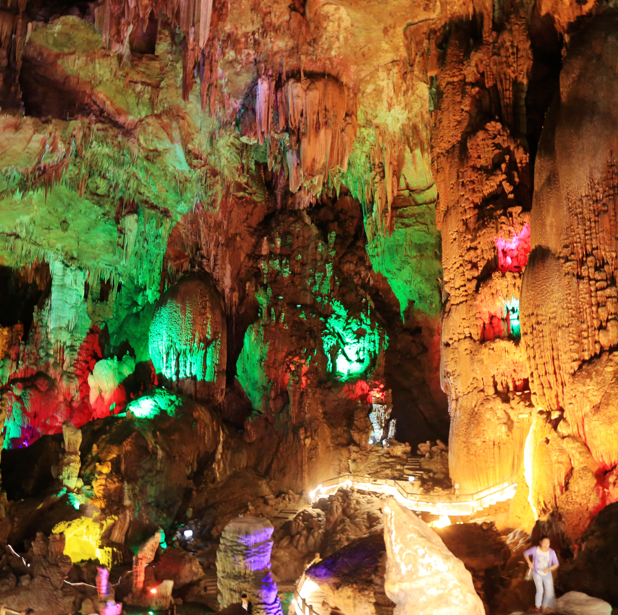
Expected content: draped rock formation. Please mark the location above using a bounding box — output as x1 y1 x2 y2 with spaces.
521 12 618 536
431 8 536 495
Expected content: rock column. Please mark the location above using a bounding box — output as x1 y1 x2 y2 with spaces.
58 421 82 490
217 517 283 615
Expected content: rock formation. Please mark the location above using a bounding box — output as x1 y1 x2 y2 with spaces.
2 0 618 612
57 421 82 491
383 498 484 615
217 517 283 615
520 12 618 538
553 592 612 615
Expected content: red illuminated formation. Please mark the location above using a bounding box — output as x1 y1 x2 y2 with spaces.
495 224 531 273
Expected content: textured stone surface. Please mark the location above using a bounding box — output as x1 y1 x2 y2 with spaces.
217 517 283 615
520 12 618 537
306 534 394 615
430 7 536 496
554 592 612 615
383 499 484 615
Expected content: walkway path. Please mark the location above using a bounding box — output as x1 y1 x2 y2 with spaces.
309 472 518 516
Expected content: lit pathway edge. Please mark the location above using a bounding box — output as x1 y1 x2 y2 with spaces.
309 474 518 516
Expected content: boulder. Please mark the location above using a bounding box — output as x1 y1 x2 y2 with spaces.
554 591 612 615
383 498 484 615
154 546 205 588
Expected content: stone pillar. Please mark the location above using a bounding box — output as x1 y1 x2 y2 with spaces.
217 517 283 615
429 12 535 494
58 421 82 490
520 13 618 537
132 530 162 591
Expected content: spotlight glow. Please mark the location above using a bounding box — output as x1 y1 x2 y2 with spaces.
429 515 451 528
183 529 193 538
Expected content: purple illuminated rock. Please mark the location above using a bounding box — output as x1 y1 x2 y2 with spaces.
217 517 283 615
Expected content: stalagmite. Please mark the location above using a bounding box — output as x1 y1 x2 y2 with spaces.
217 517 284 615
58 421 82 491
132 530 163 591
383 499 484 615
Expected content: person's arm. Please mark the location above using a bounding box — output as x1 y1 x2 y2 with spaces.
523 548 535 570
548 550 559 572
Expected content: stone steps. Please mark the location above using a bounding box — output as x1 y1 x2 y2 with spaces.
202 569 219 595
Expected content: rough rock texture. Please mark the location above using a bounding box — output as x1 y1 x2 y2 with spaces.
305 534 394 615
383 498 484 615
559 501 618 606
154 546 205 589
4 0 618 611
520 12 618 538
0 533 80 615
554 592 612 615
57 421 82 490
272 488 384 583
430 5 537 495
149 274 227 401
217 517 283 615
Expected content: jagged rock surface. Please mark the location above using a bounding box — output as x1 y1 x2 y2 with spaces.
383 498 484 615
217 517 283 615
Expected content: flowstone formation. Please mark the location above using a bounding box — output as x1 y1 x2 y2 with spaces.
149 274 227 400
520 13 618 538
383 499 484 615
429 6 537 496
217 517 283 615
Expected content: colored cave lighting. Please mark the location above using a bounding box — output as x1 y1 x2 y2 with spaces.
505 298 521 339
52 516 116 567
149 300 220 382
58 488 82 510
494 224 531 273
127 388 182 419
322 300 387 380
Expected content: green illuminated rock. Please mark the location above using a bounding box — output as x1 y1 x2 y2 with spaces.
127 389 182 419
322 300 388 381
149 275 227 400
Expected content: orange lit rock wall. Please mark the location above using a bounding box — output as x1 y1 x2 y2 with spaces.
430 9 534 494
521 13 618 537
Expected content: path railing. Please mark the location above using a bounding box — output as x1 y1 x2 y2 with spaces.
309 473 518 516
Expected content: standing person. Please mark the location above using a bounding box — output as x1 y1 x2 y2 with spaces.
241 593 253 614
524 536 560 613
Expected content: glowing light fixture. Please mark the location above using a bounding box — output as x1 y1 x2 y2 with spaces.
150 588 157 594
183 529 193 538
429 515 451 528
504 297 521 338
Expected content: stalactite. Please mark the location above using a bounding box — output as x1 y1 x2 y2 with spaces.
94 0 214 100
246 74 357 200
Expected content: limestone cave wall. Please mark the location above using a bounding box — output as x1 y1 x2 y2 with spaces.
1 0 618 608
